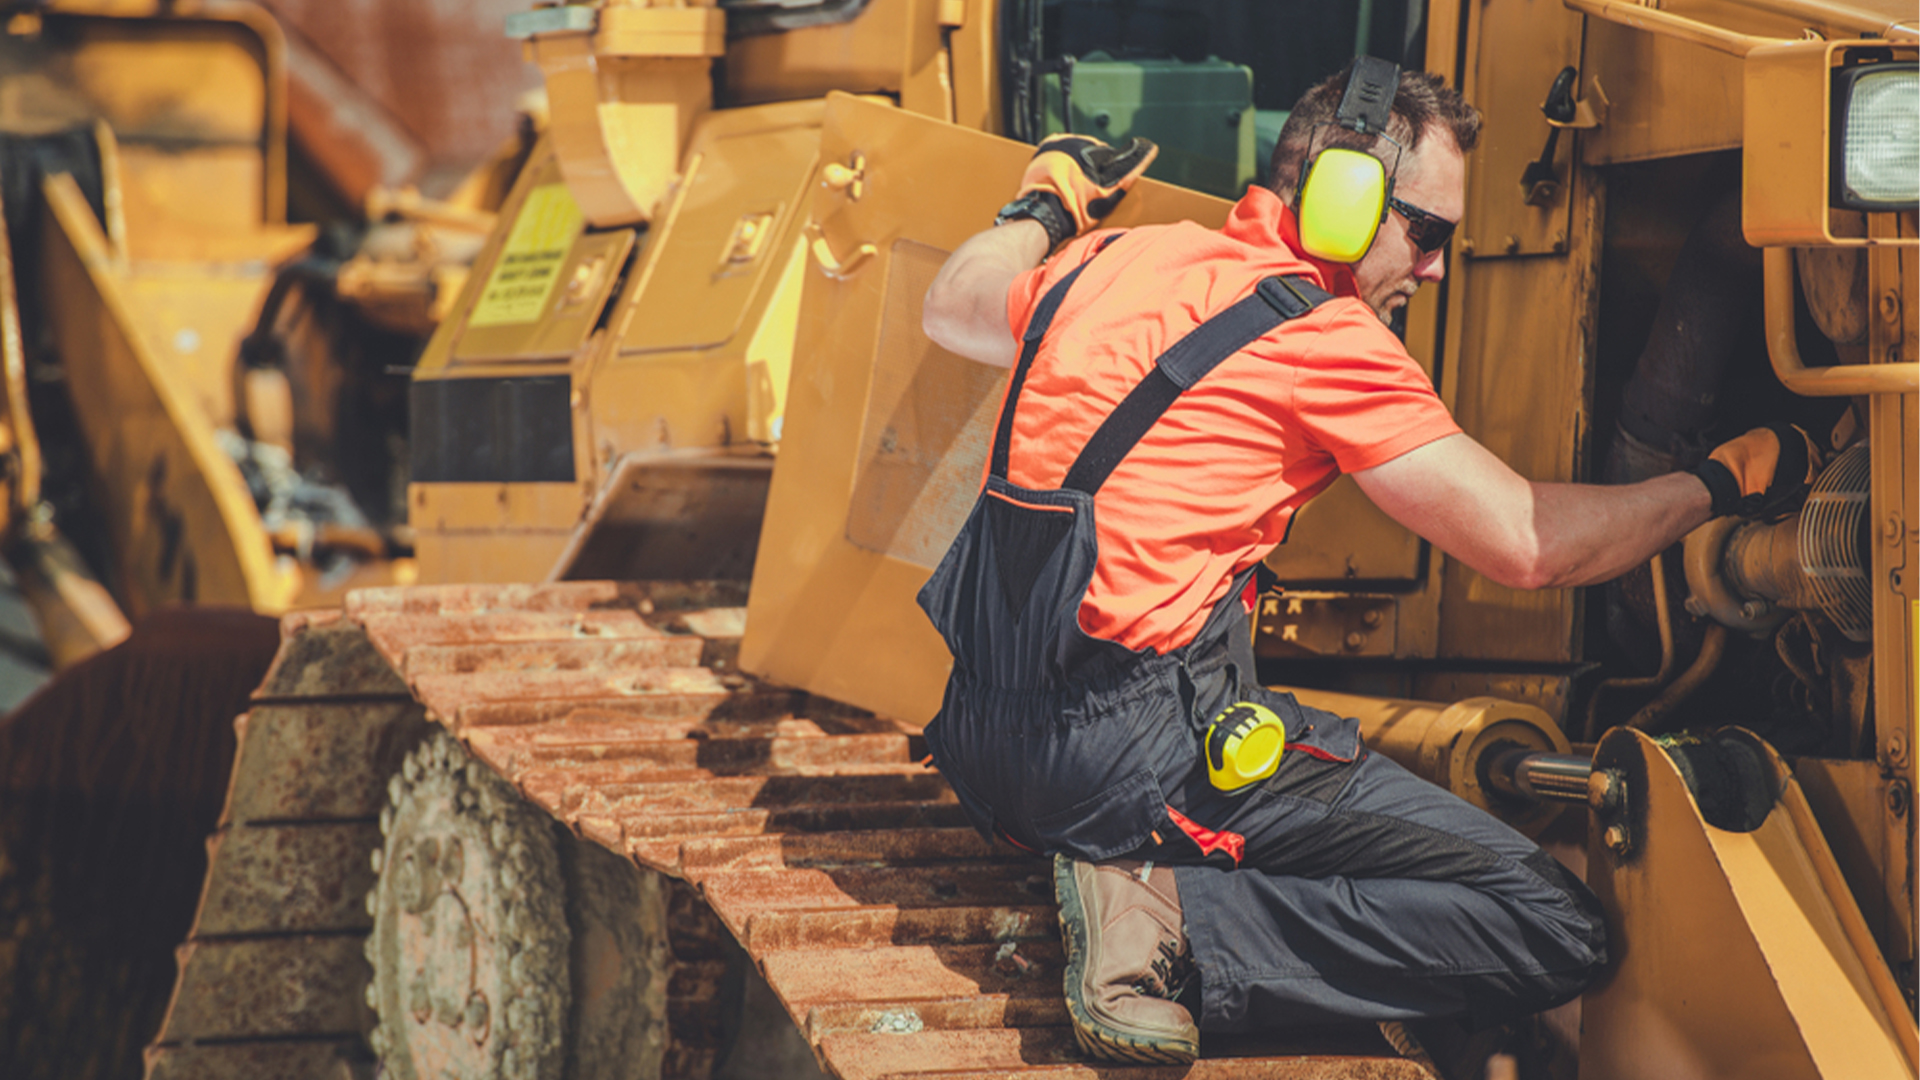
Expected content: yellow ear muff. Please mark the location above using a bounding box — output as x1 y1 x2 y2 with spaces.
1296 147 1388 264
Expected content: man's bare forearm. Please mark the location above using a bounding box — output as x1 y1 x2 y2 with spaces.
1525 470 1713 587
1355 434 1714 590
922 220 1052 367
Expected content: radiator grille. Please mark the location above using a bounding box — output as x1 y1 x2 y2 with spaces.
1798 443 1872 642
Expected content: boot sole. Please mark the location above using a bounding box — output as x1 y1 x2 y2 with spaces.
1054 854 1200 1065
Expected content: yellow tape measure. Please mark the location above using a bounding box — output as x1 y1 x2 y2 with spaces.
1205 701 1288 794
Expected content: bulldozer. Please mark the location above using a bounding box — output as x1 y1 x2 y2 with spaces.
7 0 1916 1077
0 0 539 678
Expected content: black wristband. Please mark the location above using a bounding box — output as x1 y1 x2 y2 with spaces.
995 190 1075 249
1690 458 1741 518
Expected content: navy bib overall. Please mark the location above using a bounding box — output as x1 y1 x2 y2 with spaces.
917 246 1609 1034
916 250 1340 860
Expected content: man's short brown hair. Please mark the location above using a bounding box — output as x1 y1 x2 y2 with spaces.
1267 60 1481 200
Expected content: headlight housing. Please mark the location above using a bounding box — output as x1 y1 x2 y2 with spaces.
1830 60 1918 211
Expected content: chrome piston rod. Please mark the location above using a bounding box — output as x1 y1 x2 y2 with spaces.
1485 749 1594 804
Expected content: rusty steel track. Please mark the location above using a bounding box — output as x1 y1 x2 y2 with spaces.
155 580 1429 1079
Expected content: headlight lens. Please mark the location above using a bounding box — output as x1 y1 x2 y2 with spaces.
1835 63 1918 209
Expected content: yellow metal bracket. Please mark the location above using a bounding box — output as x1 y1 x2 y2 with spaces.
1764 249 1919 396
804 222 875 280
518 4 726 227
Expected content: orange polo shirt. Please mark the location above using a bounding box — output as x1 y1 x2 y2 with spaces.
1001 185 1459 653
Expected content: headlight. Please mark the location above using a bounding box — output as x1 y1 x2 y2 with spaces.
1831 61 1918 211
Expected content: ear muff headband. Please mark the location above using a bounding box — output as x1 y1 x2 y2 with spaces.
1295 56 1403 264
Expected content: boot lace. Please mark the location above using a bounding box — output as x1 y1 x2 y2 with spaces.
1132 935 1196 1001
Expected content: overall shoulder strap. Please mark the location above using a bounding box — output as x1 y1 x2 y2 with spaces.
1060 275 1330 496
988 233 1123 481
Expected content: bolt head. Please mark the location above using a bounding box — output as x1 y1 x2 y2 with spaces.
1603 823 1632 855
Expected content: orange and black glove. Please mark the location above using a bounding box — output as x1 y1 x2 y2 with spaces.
1690 423 1822 519
994 134 1158 248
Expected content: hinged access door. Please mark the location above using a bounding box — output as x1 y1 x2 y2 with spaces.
739 93 1229 724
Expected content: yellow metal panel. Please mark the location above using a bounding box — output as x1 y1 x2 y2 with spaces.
38 173 289 614
617 123 819 355
947 0 1000 133
0 6 291 223
582 347 749 463
744 235 809 444
594 5 725 58
1584 729 1917 1080
1795 758 1914 983
528 30 712 226
409 482 585 585
119 264 281 430
1437 170 1606 662
412 531 575 586
60 19 266 142
897 0 955 122
116 145 266 235
722 0 910 107
1457 0 1584 259
1578 8 1750 166
740 94 1229 724
574 102 826 463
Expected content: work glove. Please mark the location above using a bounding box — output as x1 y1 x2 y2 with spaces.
1002 134 1158 248
1690 423 1822 519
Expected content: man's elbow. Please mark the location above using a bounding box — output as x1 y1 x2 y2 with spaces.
1477 549 1566 592
921 284 968 354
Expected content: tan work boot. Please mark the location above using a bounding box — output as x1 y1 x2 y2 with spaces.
1054 854 1201 1064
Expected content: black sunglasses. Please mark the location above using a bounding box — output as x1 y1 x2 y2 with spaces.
1388 196 1457 254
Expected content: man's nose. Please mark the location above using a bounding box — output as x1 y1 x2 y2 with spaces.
1414 246 1447 283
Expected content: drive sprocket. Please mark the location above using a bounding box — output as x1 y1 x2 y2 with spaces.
365 732 570 1080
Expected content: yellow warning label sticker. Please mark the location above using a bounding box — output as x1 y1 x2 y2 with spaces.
468 184 584 328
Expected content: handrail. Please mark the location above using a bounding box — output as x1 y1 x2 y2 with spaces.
1766 248 1920 396
1561 0 1781 56
1733 0 1920 40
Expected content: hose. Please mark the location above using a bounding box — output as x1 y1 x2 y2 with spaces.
1584 551 1677 741
1627 623 1731 733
